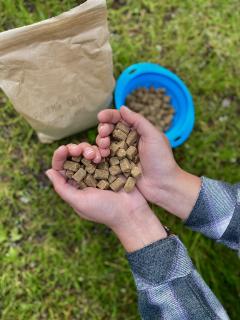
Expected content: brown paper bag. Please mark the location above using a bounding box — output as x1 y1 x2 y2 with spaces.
0 0 115 143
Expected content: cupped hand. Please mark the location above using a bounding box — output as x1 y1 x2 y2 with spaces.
96 107 201 220
97 106 179 205
46 142 149 231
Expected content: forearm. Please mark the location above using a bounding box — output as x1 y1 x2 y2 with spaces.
156 167 201 220
112 206 167 252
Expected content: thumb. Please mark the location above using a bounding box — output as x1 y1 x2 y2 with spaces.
120 106 159 139
45 169 80 206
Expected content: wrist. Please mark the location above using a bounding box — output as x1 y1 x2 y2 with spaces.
112 206 167 253
155 167 201 220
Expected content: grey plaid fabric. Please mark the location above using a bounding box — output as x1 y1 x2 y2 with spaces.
185 177 240 251
127 177 239 319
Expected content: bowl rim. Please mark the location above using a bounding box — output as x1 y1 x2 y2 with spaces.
114 62 195 148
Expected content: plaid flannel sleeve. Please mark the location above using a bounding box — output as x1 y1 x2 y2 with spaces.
185 177 240 251
127 236 230 320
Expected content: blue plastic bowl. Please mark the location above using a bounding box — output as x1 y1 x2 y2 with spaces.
114 62 195 148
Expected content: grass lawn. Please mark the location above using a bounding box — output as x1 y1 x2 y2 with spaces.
0 0 239 319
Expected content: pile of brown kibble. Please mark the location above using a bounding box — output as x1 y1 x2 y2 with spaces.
126 86 175 132
63 122 142 193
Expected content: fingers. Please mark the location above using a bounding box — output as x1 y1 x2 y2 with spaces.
92 145 102 163
45 169 81 205
52 143 102 171
52 145 69 170
98 109 122 124
120 106 158 138
99 148 110 158
98 123 114 137
96 135 110 149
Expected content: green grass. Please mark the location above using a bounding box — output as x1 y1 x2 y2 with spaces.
0 0 239 319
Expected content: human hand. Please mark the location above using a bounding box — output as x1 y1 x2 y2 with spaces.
96 107 201 220
46 142 167 251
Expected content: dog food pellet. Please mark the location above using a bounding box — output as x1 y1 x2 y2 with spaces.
97 161 109 170
63 121 142 192
109 174 117 183
120 158 131 173
109 157 119 166
66 170 74 179
110 142 121 156
71 156 82 163
72 168 87 183
116 148 126 159
124 177 136 193
86 164 96 174
124 172 131 178
63 161 80 172
85 174 97 188
110 177 125 192
116 122 130 134
112 129 127 141
131 166 141 178
81 158 91 167
94 169 109 180
126 146 137 160
78 181 87 190
118 141 128 150
109 165 122 176
97 180 110 190
126 130 138 146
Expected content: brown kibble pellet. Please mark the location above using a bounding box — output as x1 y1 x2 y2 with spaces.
94 169 109 180
97 161 109 170
78 181 87 190
109 157 119 166
110 142 121 156
66 170 74 179
118 141 128 150
112 129 127 141
131 166 142 178
116 122 130 135
110 177 125 192
163 95 171 103
109 165 122 176
81 158 91 166
120 158 131 173
108 174 116 184
63 161 80 172
116 148 126 159
124 177 136 193
126 146 137 160
85 174 97 187
72 168 87 183
126 130 138 146
124 172 131 178
85 164 96 174
97 180 110 190
71 156 82 163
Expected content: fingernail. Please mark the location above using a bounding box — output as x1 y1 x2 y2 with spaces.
84 147 94 156
45 170 53 182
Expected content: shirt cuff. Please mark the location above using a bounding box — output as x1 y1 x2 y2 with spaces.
126 235 193 290
185 176 236 241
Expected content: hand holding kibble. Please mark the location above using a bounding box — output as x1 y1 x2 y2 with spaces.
63 121 142 193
